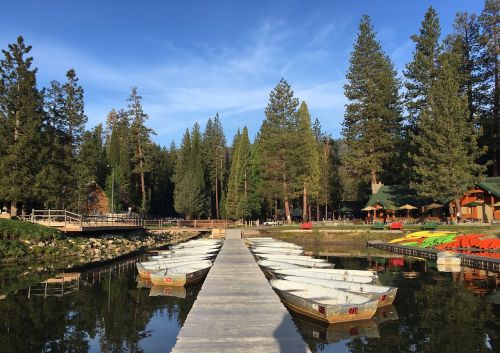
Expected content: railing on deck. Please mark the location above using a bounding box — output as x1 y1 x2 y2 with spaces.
20 209 143 230
143 219 236 229
20 210 236 230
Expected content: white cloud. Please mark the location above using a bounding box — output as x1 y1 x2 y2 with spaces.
18 17 354 144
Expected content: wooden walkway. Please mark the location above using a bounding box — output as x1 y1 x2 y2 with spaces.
171 229 311 353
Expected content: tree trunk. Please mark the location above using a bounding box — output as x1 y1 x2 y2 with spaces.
215 175 219 219
316 204 320 221
454 199 462 223
371 169 377 185
274 198 278 220
325 204 328 221
10 201 17 217
493 33 499 176
284 196 291 224
302 183 307 221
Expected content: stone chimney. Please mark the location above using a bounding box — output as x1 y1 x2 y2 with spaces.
371 182 383 195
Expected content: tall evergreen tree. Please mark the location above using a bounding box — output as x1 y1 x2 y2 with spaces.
173 129 192 217
446 12 484 121
149 144 174 216
257 79 300 224
173 124 206 218
342 15 403 186
62 69 87 150
127 87 153 213
35 80 69 208
410 54 486 215
225 127 253 220
479 0 500 175
404 6 441 131
202 113 227 219
226 130 241 219
105 110 131 212
295 101 320 221
0 36 44 215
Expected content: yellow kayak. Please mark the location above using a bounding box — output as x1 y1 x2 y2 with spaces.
389 231 457 243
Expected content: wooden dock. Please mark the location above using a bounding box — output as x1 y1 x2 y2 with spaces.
369 241 500 272
171 229 311 353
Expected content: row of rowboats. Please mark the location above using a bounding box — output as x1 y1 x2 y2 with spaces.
136 238 222 286
245 237 398 324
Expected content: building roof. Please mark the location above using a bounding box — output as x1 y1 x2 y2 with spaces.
477 177 500 198
365 185 419 209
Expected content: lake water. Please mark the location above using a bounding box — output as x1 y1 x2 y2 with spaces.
0 249 499 353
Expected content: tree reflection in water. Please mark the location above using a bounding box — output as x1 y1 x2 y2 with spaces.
0 254 498 353
300 255 499 353
0 259 199 353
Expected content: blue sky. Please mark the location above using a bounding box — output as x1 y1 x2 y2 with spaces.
0 1 484 146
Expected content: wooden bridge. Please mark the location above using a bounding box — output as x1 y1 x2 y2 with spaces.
20 209 238 233
171 229 311 353
20 209 143 233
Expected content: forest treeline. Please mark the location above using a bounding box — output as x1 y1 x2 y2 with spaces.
0 1 498 221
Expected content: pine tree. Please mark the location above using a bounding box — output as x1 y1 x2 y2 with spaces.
173 129 192 216
257 79 300 224
202 113 227 218
225 127 253 220
63 69 87 150
404 6 441 131
127 87 153 213
0 36 44 215
295 101 320 221
226 130 241 219
73 124 107 212
410 53 486 213
35 80 69 208
186 123 207 218
105 110 131 212
342 15 403 186
446 12 484 121
173 124 207 218
149 144 174 216
235 127 252 219
479 0 500 175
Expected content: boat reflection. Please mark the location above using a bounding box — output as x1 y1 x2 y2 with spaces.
136 276 153 289
148 283 203 299
292 305 399 344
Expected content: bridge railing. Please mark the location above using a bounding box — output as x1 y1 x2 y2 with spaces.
143 219 236 229
22 210 143 229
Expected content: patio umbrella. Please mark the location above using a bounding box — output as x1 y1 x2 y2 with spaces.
338 206 353 213
361 206 377 211
399 204 417 217
494 201 500 207
399 204 417 210
424 203 444 211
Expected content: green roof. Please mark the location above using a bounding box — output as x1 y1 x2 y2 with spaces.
365 185 419 209
477 177 500 198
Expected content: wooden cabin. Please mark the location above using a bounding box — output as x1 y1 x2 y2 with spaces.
458 177 500 222
81 182 110 215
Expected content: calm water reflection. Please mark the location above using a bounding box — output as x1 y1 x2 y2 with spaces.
0 257 201 353
302 254 500 353
1 248 499 353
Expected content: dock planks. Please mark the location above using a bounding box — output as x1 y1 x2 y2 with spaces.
171 229 311 353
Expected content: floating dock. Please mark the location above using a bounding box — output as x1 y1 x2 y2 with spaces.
171 229 311 353
368 241 500 272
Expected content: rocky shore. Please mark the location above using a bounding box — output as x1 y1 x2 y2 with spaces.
11 229 203 264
